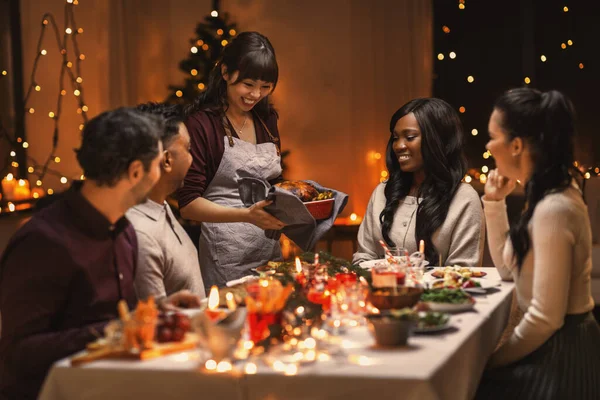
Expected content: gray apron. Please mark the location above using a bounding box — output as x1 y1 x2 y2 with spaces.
198 136 283 288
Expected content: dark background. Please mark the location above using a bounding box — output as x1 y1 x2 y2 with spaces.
433 0 600 172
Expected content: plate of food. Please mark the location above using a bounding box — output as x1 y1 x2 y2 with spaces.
414 311 452 333
420 288 475 312
359 259 430 270
429 265 487 279
429 277 501 293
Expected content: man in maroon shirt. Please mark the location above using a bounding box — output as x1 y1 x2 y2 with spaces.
0 108 198 400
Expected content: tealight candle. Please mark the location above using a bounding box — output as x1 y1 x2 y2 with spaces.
205 286 226 322
2 174 16 201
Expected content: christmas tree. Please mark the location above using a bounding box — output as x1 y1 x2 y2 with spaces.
166 1 238 104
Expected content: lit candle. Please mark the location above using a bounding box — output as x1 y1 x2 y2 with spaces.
419 240 425 254
2 174 16 201
225 292 237 311
295 257 306 286
13 179 31 201
205 286 225 322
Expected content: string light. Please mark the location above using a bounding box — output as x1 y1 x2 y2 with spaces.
210 10 218 17
229 29 236 36
65 27 72 34
190 69 198 76
202 44 209 51
437 53 445 60
561 43 567 49
197 83 205 90
442 25 451 34
10 151 15 157
48 112 55 118
459 106 466 113
28 108 35 114
579 63 584 69
524 77 531 84
190 46 198 54
22 142 29 148
481 166 489 173
82 105 88 112
567 39 573 46
1 70 7 76
54 156 61 163
47 189 54 195
449 51 457 59
563 6 569 12
60 177 68 184
467 75 474 83
41 49 47 55
176 90 183 97
35 85 41 91
36 180 42 186
471 129 478 136
459 3 465 10
221 40 228 46
540 55 547 62
217 29 224 35
74 89 80 96
76 77 83 83
28 167 34 173
483 151 490 159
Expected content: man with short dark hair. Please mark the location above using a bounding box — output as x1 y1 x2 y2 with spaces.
0 107 199 400
128 102 205 300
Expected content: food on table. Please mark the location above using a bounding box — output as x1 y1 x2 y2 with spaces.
420 288 474 304
274 180 333 202
155 312 192 343
430 265 487 279
121 298 159 351
431 274 482 290
368 286 423 310
388 308 419 321
417 311 450 329
371 262 406 288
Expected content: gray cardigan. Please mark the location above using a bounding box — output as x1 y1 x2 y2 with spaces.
352 182 485 267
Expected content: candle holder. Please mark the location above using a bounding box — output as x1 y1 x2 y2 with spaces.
193 307 247 362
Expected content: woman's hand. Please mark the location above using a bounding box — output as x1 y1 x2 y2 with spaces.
245 200 286 230
484 169 517 201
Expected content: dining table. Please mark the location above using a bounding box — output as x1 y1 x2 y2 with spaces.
39 267 514 400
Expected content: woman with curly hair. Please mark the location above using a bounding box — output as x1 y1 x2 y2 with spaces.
353 98 485 267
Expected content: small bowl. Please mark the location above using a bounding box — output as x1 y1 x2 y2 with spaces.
304 198 334 220
368 286 423 310
366 314 416 346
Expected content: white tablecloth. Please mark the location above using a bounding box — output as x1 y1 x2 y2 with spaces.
40 268 513 400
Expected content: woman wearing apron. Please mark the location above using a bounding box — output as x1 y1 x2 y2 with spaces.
178 32 285 289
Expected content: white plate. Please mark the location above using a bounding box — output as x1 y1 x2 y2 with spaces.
414 321 453 333
429 278 501 291
359 259 430 270
424 300 475 313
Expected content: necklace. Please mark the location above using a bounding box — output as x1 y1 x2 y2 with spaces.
227 113 248 135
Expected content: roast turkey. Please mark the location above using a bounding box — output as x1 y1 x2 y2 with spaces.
274 180 319 202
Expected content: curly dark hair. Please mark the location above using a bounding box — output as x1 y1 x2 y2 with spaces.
135 102 184 147
184 31 278 120
75 107 163 186
380 98 467 264
493 88 576 269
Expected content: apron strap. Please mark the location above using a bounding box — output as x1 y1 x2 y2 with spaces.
221 114 236 147
254 111 281 156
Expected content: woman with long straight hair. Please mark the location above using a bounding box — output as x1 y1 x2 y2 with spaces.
353 98 485 267
476 88 600 399
178 31 285 289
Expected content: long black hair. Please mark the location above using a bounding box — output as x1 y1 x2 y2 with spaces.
493 88 576 269
185 31 278 120
379 98 467 264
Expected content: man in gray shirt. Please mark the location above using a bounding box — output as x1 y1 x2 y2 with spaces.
127 103 206 300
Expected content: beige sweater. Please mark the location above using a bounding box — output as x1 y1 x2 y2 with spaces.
353 183 485 267
483 182 595 367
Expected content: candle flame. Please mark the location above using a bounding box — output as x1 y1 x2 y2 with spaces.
225 292 236 311
295 257 302 274
350 213 357 221
18 179 26 187
6 173 13 181
208 286 219 310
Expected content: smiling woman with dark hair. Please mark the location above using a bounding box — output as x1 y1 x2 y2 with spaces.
353 98 485 267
